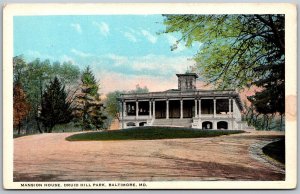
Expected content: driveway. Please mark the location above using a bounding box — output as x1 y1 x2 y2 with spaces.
14 130 285 181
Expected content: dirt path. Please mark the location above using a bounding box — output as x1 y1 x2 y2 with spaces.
14 130 285 181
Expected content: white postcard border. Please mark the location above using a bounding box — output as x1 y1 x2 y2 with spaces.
3 3 297 189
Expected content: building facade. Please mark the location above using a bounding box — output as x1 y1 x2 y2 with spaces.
118 73 248 130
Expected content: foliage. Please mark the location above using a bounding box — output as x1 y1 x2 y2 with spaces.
13 82 31 134
51 122 82 133
66 126 245 141
13 55 80 133
13 55 27 83
247 63 285 128
40 77 73 132
80 66 99 96
73 66 107 130
105 91 123 121
163 14 284 89
128 84 149 94
243 102 285 131
163 14 285 120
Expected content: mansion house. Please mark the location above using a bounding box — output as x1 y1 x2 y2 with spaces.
118 73 248 130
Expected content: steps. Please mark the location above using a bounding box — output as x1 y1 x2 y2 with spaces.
152 118 193 128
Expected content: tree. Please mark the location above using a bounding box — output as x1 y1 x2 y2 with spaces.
128 84 149 94
163 14 284 89
163 14 285 122
105 91 123 121
13 83 31 134
73 66 107 130
13 56 81 133
40 77 73 133
13 55 27 83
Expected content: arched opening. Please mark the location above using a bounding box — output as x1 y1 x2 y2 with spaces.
126 122 136 127
217 121 228 130
139 122 147 126
202 121 213 129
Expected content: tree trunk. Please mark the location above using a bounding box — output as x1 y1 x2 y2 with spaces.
280 114 283 131
265 115 269 130
18 122 21 135
254 114 260 127
25 116 29 134
262 115 266 130
36 118 43 133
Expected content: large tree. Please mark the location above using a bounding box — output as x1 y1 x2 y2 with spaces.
163 14 285 119
40 77 73 133
13 56 80 133
13 83 30 134
73 66 107 130
163 14 284 88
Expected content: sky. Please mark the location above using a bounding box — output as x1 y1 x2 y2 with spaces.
14 15 201 95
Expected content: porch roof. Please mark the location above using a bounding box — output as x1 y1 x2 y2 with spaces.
118 89 244 111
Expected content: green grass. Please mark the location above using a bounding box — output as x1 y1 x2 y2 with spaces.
65 126 245 141
262 138 285 164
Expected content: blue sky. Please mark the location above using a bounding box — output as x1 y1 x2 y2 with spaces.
14 15 200 94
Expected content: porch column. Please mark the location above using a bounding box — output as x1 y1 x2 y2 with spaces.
213 98 216 118
232 99 235 118
231 98 234 129
198 99 201 118
136 101 139 118
149 100 152 118
123 101 127 116
153 100 156 119
194 99 198 117
229 98 232 115
180 99 183 119
121 101 124 129
166 100 169 119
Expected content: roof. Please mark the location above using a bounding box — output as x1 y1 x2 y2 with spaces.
176 73 199 78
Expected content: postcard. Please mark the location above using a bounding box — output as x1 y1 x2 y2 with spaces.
3 3 297 189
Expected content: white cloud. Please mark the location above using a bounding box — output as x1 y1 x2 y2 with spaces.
50 52 200 95
141 30 157 44
71 48 92 57
25 50 54 61
92 53 195 75
60 55 75 64
93 21 110 36
70 23 82 34
105 53 128 66
129 54 194 74
85 53 197 94
123 32 138 42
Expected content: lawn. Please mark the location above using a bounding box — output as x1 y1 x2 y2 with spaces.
262 138 285 164
65 126 245 141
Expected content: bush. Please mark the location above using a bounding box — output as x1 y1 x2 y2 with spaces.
52 122 82 133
